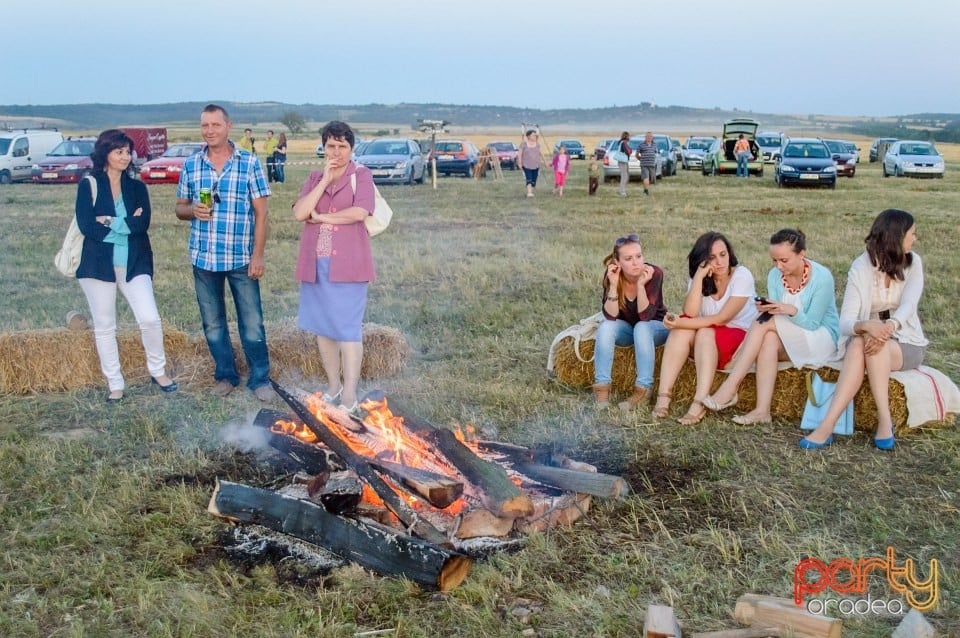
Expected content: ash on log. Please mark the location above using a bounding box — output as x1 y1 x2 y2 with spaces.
271 381 449 546
386 401 534 520
209 480 471 591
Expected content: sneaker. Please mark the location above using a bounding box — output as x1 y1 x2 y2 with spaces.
643 188 649 195
211 380 236 397
254 385 277 402
526 192 534 198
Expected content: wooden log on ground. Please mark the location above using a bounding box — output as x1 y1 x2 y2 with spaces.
209 480 471 591
389 402 534 519
644 604 683 638
456 508 515 539
253 408 340 475
734 594 841 638
271 381 449 546
513 463 630 499
367 457 463 509
690 629 781 638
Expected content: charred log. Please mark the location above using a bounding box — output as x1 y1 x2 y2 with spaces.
366 458 463 509
209 480 471 591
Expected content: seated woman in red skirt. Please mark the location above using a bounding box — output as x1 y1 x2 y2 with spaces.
653 232 758 424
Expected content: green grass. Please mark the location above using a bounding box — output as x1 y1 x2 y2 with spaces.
1 154 959 637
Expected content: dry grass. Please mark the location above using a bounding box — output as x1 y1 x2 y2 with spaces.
1 140 958 637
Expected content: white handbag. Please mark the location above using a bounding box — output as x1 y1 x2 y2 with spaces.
54 175 96 276
350 172 393 237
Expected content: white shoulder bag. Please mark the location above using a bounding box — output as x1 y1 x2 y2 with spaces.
55 175 96 277
349 171 393 237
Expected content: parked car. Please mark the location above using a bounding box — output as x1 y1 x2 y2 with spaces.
601 138 663 182
594 138 617 159
355 138 425 185
652 134 678 176
756 131 784 163
822 139 857 178
882 140 945 178
31 137 97 183
428 139 480 177
0 129 63 184
553 139 586 160
139 143 204 184
486 141 518 170
841 141 861 164
869 137 898 163
702 118 763 177
774 138 836 188
680 136 715 170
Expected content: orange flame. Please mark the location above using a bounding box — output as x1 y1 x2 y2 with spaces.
270 419 317 444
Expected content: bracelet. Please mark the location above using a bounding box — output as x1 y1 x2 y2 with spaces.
606 296 618 301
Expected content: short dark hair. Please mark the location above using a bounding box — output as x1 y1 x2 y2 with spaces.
202 103 230 121
90 129 133 173
866 209 914 280
770 228 806 253
525 129 537 137
267 130 274 135
688 231 739 296
321 120 355 149
620 131 630 141
244 128 252 134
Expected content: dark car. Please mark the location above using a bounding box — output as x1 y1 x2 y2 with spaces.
553 139 586 160
822 139 856 178
140 143 204 184
486 141 518 170
869 137 898 163
428 140 479 177
32 138 97 184
774 138 837 188
652 134 678 176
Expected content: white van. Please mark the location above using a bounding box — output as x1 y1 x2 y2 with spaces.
0 129 64 184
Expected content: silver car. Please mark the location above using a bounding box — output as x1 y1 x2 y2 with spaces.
681 136 715 170
756 132 784 163
355 138 425 185
601 138 663 182
882 141 944 178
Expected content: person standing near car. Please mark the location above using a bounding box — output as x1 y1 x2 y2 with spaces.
616 131 631 196
175 104 275 401
734 134 752 178
636 132 658 195
519 129 543 198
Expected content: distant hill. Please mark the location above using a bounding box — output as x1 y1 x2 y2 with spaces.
0 101 812 131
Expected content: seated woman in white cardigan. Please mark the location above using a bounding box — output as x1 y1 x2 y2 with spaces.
800 209 927 451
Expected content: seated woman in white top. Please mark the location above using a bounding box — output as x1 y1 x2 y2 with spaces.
800 209 927 451
654 232 758 424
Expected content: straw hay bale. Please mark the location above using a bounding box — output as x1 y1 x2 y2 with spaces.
549 335 914 433
0 320 410 395
0 326 194 394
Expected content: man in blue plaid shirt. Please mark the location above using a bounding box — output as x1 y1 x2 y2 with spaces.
176 104 274 401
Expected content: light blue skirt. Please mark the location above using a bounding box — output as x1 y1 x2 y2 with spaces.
298 258 367 342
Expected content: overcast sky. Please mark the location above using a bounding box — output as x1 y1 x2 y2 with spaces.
4 0 957 117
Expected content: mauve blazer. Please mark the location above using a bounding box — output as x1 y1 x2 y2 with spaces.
295 162 376 283
75 172 154 282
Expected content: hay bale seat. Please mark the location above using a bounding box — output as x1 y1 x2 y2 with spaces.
549 336 921 433
0 320 410 395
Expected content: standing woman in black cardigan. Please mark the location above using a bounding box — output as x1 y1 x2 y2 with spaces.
75 129 176 402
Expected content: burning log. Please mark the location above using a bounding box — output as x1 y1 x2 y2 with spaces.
387 403 534 519
209 480 472 591
270 380 449 546
366 458 463 509
253 408 339 475
291 471 363 514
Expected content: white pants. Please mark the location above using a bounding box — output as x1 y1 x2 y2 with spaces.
79 269 167 391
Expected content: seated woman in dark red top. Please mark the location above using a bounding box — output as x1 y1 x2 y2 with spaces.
593 234 669 412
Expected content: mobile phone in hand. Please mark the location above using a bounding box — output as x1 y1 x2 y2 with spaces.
757 311 772 324
755 296 768 305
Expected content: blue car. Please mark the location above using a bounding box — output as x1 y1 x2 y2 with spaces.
774 138 837 189
355 138 425 185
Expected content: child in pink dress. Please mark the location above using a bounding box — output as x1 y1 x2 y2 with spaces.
552 145 570 196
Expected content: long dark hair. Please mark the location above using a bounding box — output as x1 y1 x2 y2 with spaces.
688 232 739 296
865 209 914 280
90 129 133 173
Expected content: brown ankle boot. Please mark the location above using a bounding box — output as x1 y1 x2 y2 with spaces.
618 386 651 411
592 384 611 408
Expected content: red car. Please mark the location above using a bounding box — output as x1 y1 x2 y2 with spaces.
485 141 518 170
139 143 204 184
32 138 96 184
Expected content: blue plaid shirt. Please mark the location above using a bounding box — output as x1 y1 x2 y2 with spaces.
177 142 270 271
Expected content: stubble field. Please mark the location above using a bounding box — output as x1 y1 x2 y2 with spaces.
1 144 958 637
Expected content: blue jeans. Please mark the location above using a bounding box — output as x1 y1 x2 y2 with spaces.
523 167 539 187
737 152 750 177
594 319 669 389
193 265 270 390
